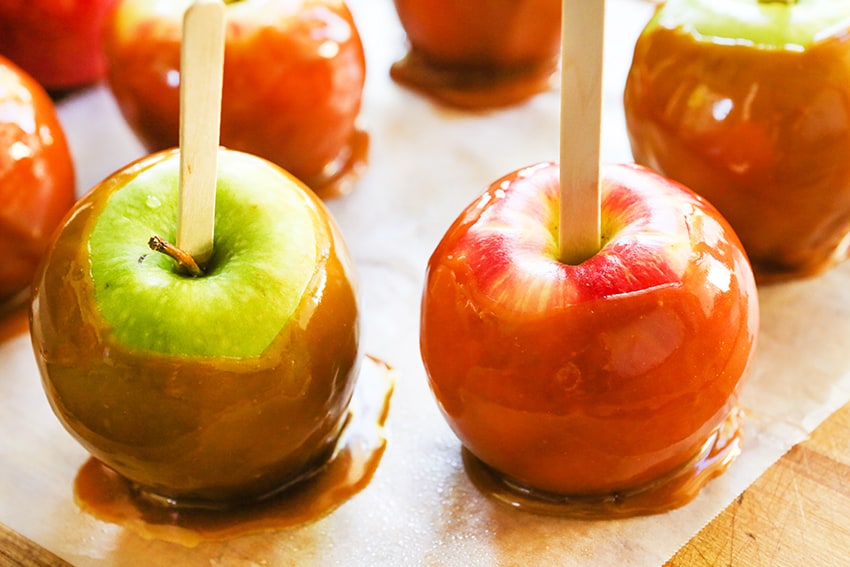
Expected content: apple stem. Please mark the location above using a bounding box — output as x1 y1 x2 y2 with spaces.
148 236 204 277
558 0 605 265
175 0 226 268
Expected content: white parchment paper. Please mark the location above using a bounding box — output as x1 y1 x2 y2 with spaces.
2 1 850 565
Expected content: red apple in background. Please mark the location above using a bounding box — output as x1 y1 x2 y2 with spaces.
0 55 75 306
0 0 119 92
624 0 850 283
420 162 758 511
390 0 562 109
104 0 367 199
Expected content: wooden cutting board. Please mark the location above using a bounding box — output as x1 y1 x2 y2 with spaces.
668 401 850 566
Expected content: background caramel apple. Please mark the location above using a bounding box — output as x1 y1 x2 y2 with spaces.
0 55 75 306
624 0 850 282
0 0 119 93
30 148 361 506
104 0 368 198
390 0 562 109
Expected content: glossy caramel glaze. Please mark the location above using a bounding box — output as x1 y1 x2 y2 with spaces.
104 0 367 198
30 152 361 507
73 356 394 547
390 0 561 109
465 408 742 518
625 21 850 282
0 57 75 303
421 163 758 508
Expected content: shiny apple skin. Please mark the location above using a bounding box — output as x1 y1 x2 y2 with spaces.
420 162 758 496
104 0 366 196
0 56 75 305
29 150 360 506
624 16 850 282
0 0 119 92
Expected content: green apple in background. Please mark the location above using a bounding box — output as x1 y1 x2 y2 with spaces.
625 0 850 282
30 147 361 507
650 0 850 48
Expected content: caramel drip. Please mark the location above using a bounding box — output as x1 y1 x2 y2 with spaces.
73 355 395 547
390 49 558 110
464 408 743 518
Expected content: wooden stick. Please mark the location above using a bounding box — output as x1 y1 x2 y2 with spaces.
176 0 226 266
559 0 605 265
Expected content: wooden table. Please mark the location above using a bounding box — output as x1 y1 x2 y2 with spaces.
3 401 848 567
668 402 850 566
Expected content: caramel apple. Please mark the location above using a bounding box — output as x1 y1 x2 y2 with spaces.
420 162 759 515
624 0 850 282
104 0 368 198
0 0 119 92
0 55 75 306
390 0 562 109
30 148 361 507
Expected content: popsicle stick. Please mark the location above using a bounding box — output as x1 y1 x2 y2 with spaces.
559 0 605 265
176 0 226 266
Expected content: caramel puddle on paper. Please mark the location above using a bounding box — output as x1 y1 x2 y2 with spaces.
464 407 743 518
73 355 395 547
389 48 558 110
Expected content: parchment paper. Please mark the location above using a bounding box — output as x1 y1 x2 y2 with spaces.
2 1 850 565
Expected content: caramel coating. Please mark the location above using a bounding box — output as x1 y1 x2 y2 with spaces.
625 24 850 282
421 163 758 499
30 153 360 507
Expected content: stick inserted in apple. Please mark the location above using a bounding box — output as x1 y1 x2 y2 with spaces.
420 0 760 516
30 0 363 508
103 0 368 199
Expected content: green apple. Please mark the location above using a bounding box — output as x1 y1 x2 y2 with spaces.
651 0 850 49
625 0 850 281
30 147 361 507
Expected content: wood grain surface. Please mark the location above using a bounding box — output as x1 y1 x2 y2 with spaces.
667 402 850 566
0 523 70 567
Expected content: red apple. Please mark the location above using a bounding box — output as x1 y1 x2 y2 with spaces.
0 55 75 306
390 0 562 109
0 0 119 92
624 0 850 282
104 0 367 199
420 162 758 506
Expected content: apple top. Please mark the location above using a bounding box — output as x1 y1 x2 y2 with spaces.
87 149 325 359
650 0 850 51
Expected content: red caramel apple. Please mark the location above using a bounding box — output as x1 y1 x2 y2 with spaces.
0 55 75 305
0 0 119 92
104 0 367 198
624 0 850 282
30 148 360 507
390 0 562 109
420 162 758 513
